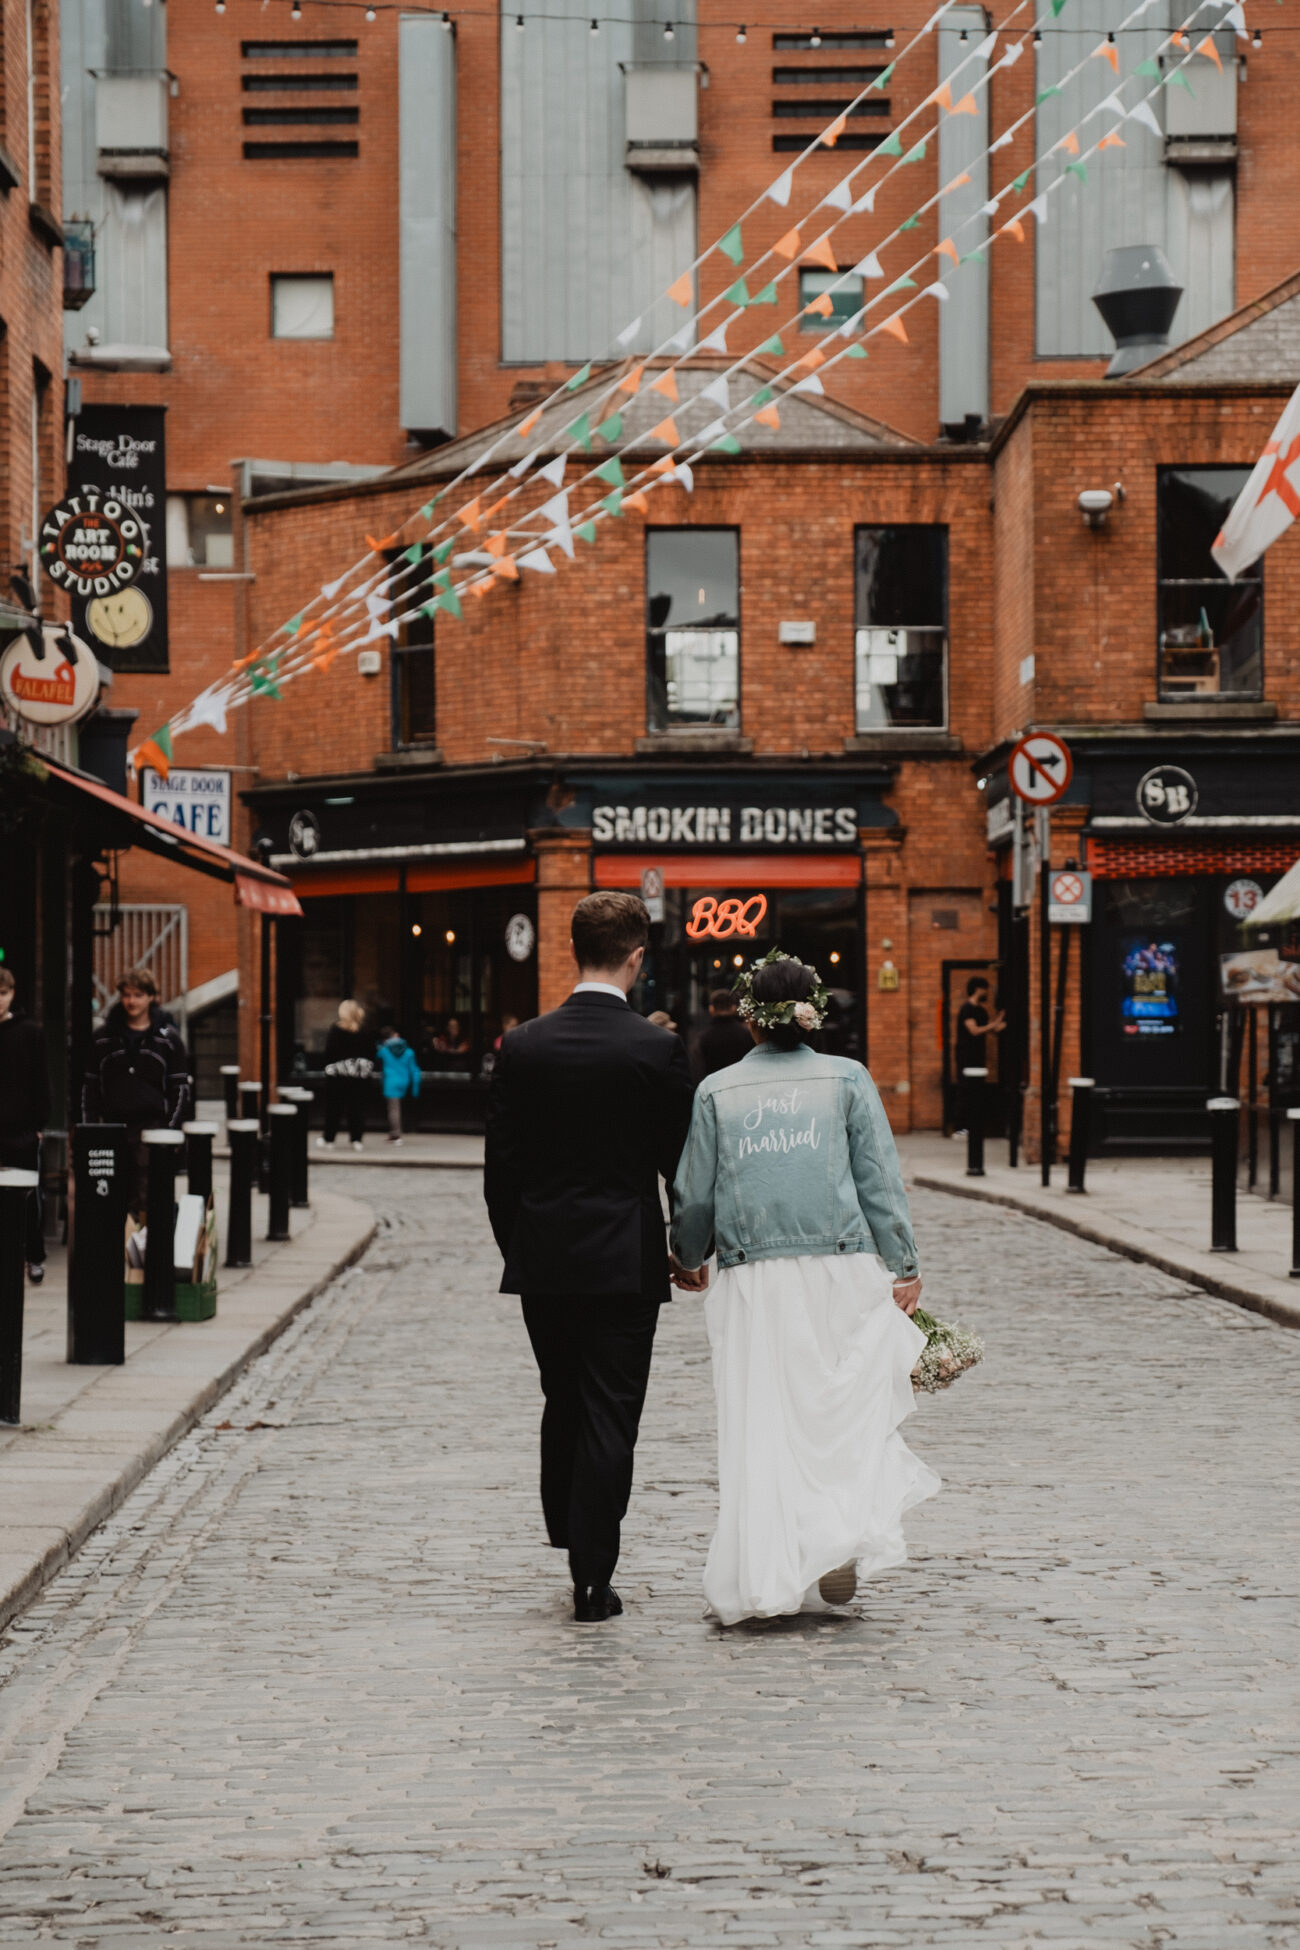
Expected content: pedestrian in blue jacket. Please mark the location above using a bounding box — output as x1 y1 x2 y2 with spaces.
377 1027 421 1145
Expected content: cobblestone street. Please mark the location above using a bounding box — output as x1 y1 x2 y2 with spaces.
1 1168 1297 1948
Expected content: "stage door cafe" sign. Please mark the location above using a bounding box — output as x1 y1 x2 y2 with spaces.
63 405 168 674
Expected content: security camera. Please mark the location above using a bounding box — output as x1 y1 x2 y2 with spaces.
1078 488 1113 528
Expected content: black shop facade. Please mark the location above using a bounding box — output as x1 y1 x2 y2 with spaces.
245 760 896 1129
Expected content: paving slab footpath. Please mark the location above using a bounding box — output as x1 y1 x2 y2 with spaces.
901 1129 1300 1330
0 1167 374 1634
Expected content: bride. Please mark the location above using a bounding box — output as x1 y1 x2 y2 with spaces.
669 949 940 1625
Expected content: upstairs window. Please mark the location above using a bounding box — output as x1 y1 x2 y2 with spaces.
389 555 437 749
799 267 863 331
271 273 334 339
854 525 947 730
646 529 740 732
1157 467 1261 699
166 493 233 569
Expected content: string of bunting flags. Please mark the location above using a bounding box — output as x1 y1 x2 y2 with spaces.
136 0 1247 776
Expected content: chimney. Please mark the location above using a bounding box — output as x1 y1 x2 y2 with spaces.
1091 245 1183 378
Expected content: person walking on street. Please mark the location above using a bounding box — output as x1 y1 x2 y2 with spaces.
318 1000 374 1151
0 967 52 1283
484 891 697 1624
693 986 753 1081
377 1025 421 1146
82 967 192 1217
953 975 1004 1135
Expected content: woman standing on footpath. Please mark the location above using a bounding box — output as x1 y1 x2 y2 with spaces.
670 950 940 1626
318 1000 375 1152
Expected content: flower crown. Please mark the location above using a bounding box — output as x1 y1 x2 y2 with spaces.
733 947 830 1031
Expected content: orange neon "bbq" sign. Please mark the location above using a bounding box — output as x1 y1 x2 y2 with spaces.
685 894 768 940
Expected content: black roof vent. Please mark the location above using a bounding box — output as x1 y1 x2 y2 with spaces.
1091 245 1183 378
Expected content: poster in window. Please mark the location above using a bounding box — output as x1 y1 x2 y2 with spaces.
66 405 169 673
1121 938 1181 1036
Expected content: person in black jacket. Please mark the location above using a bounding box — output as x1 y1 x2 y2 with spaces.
693 986 754 1081
485 891 698 1624
318 999 375 1150
82 967 192 1216
0 967 51 1282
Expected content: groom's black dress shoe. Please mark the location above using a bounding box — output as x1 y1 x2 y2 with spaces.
573 1584 622 1622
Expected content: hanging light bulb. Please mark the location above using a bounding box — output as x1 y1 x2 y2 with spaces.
884 31 895 49
365 5 377 18
735 23 746 44
215 0 225 11
959 26 968 42
441 9 453 26
1251 25 1262 46
515 11 525 28
809 26 821 47
590 14 598 30
291 1 303 17
663 19 675 40
1033 29 1042 44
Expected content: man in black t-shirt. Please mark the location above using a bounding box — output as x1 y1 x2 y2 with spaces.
694 988 754 1082
953 976 1004 1132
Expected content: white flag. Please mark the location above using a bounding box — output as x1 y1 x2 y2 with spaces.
518 548 555 575
1211 379 1300 581
1126 100 1162 139
821 174 856 212
767 168 794 207
539 453 568 488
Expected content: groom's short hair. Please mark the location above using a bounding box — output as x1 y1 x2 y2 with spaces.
572 891 650 970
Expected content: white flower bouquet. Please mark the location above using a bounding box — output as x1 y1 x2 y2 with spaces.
910 1307 984 1394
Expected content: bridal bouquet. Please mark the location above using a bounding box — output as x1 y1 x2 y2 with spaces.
910 1307 984 1394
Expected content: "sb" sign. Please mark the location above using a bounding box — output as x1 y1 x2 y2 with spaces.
685 894 768 940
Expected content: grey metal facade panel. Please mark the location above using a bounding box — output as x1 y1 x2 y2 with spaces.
938 8 990 427
1165 164 1235 344
101 183 169 347
399 15 457 437
500 0 698 362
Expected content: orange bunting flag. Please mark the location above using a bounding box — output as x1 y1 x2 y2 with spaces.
936 237 960 266
485 532 508 558
822 113 847 146
1056 131 1080 156
650 416 680 446
482 496 510 522
1195 34 1223 69
365 532 399 553
667 271 693 307
773 228 802 260
650 368 679 402
491 555 519 581
804 293 835 318
953 93 978 115
230 647 261 672
650 455 677 475
134 738 170 781
623 491 650 514
468 578 492 599
1003 217 1026 243
879 313 910 344
517 406 543 437
617 365 645 394
943 172 971 193
1098 130 1126 151
801 234 838 274
1171 31 1189 49
1094 38 1119 71
753 404 781 430
456 498 482 531
311 623 339 673
793 345 827 372
929 81 953 111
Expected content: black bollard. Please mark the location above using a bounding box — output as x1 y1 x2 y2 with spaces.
141 1130 184 1321
225 1119 260 1269
1066 1078 1094 1194
220 1065 241 1127
0 1169 39 1425
1207 1097 1240 1254
239 1080 262 1125
280 1087 313 1209
1289 1108 1300 1279
962 1068 987 1177
267 1104 296 1242
183 1121 218 1203
68 1125 129 1365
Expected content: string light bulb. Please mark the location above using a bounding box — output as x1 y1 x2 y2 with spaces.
736 22 746 43
1033 29 1042 44
515 12 524 28
959 26 968 41
589 14 598 29
365 6 376 18
215 0 225 12
884 31 895 49
810 27 822 47
441 9 453 26
1252 25 1262 46
291 1 303 18
663 19 675 40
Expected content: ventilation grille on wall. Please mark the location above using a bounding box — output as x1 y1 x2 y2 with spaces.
771 29 891 152
241 39 360 159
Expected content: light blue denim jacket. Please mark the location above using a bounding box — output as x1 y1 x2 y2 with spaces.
670 1043 919 1278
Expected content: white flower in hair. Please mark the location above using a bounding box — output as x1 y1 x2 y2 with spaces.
793 1001 820 1031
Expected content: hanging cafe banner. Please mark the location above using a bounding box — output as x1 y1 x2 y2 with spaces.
47 406 170 676
136 0 1247 778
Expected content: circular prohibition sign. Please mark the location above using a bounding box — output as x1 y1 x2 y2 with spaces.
1051 871 1084 906
1008 731 1074 807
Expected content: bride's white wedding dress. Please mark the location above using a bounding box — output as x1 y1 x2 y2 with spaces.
703 1252 941 1626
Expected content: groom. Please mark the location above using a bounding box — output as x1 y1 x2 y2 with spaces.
485 891 699 1622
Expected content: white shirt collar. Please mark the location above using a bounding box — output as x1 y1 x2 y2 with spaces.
573 981 628 1001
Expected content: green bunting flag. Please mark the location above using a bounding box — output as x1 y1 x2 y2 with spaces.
420 502 435 522
575 520 598 544
602 490 623 517
961 248 987 264
569 412 593 453
434 568 453 591
724 277 752 307
153 724 174 761
877 131 903 157
1050 0 1069 14
418 603 436 621
436 587 463 621
283 614 303 637
597 413 624 443
751 281 779 305
752 385 774 406
871 62 894 88
434 538 454 565
249 657 282 698
711 434 742 455
595 456 625 488
1163 68 1195 94
902 138 927 164
900 214 920 230
1035 86 1062 104
1012 168 1032 193
1135 57 1160 77
404 542 423 566
885 276 918 295
1065 161 1088 183
846 342 869 359
759 333 784 356
718 223 744 265
565 362 592 391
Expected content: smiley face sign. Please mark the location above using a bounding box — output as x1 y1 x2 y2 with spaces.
39 487 146 599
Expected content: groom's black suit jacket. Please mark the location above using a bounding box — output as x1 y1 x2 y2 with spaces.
485 990 695 1298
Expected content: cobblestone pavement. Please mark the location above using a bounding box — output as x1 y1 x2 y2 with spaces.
1 1170 1298 1949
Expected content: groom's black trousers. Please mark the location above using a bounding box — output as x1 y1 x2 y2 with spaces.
521 1292 661 1592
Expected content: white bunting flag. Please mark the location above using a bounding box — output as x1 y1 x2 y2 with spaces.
364 593 399 642
1211 381 1300 581
854 252 885 279
322 574 350 601
509 446 543 478
996 39 1023 69
990 129 1014 152
672 463 694 494
539 454 568 488
980 195 1003 217
767 168 794 207
175 684 231 737
852 186 876 215
1127 100 1163 138
1087 90 1127 122
701 375 731 410
695 419 728 445
1026 194 1049 226
975 31 998 61
927 281 950 302
518 548 555 575
700 322 731 354
792 373 825 395
821 175 857 212
616 316 643 348
1224 3 1247 34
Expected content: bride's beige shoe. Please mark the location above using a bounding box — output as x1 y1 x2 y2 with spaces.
818 1562 858 1605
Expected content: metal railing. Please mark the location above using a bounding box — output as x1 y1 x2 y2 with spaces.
92 903 188 1032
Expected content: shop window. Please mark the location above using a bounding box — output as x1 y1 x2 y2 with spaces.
389 552 437 749
799 267 863 332
271 273 334 339
1157 467 1261 700
646 528 740 731
854 525 947 730
165 493 233 569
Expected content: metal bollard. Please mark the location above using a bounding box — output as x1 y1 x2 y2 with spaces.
141 1129 185 1322
238 1080 262 1125
0 1170 39 1425
962 1067 987 1177
267 1104 296 1242
225 1119 260 1269
1066 1078 1094 1194
68 1125 128 1366
183 1120 218 1203
220 1065 241 1126
279 1087 313 1209
1207 1097 1240 1254
1288 1108 1300 1278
